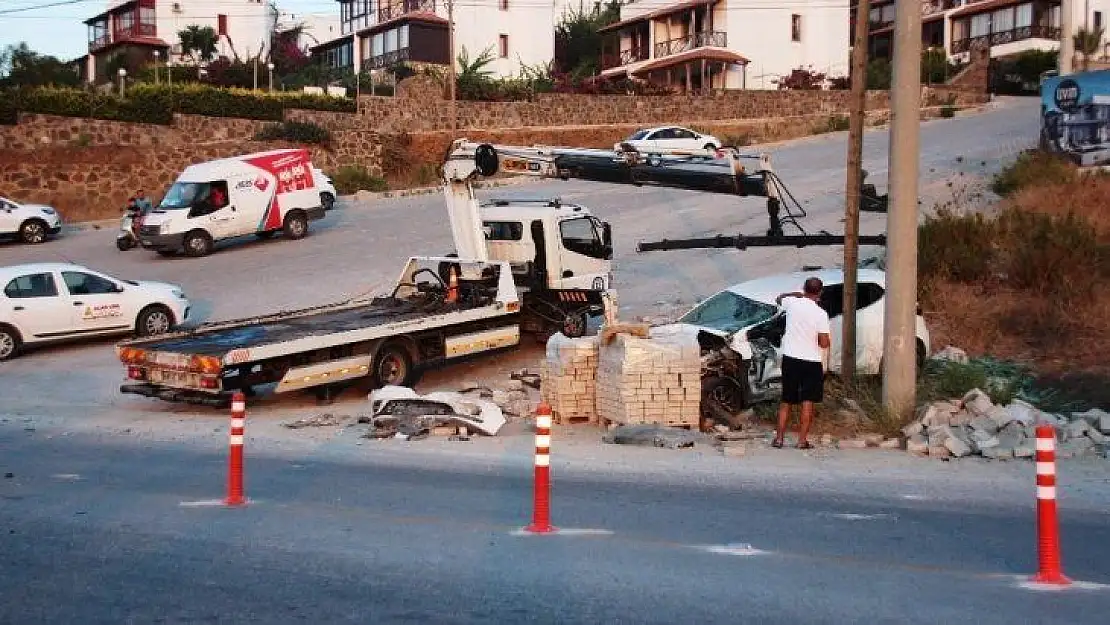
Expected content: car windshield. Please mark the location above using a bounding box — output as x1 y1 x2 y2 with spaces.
159 182 209 210
629 129 649 140
677 290 778 334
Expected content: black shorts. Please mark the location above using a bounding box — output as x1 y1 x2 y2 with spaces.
781 355 824 404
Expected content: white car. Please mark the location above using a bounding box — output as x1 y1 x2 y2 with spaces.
615 126 722 153
314 167 338 210
0 196 63 245
654 268 930 408
0 263 191 361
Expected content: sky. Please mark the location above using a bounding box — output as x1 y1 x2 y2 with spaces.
0 0 344 61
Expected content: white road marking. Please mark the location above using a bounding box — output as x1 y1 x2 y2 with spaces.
179 498 257 507
820 512 897 521
1011 576 1110 592
51 474 81 480
509 528 614 537
699 543 768 557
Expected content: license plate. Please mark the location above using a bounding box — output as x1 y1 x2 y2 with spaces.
149 368 200 388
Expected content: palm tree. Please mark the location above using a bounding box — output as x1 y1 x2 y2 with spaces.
1072 26 1105 71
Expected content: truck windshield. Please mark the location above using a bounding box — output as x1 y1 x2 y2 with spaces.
159 182 210 209
677 290 777 334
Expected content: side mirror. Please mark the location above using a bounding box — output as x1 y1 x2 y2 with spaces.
602 222 612 247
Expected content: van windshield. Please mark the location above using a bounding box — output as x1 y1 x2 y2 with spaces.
159 182 211 210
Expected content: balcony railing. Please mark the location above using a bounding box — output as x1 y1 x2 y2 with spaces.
365 47 412 70
601 47 650 70
653 31 727 58
951 24 1060 53
89 23 157 50
378 0 436 22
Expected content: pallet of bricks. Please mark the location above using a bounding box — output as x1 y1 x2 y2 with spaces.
540 333 600 425
595 330 701 430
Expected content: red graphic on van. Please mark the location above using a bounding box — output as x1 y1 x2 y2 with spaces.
244 149 315 232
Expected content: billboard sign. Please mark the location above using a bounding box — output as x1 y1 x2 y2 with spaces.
1040 69 1110 167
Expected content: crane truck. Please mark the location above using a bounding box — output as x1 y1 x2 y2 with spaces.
115 138 840 408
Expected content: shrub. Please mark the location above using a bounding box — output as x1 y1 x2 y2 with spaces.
918 207 996 284
828 75 852 90
775 67 826 90
330 165 387 194
10 85 174 124
816 114 850 133
254 120 332 145
997 209 1109 301
990 149 1076 196
940 105 957 118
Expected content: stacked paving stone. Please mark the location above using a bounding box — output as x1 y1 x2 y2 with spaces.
540 333 600 424
595 332 701 428
902 388 1110 460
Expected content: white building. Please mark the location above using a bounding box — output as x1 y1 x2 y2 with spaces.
311 0 554 78
275 11 342 52
81 0 278 83
599 0 851 91
859 1 1110 65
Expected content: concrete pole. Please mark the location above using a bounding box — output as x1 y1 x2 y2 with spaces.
881 0 922 418
841 0 871 386
1060 0 1075 75
447 0 457 133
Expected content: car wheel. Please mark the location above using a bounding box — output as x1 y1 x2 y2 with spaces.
136 305 174 337
703 143 718 151
19 219 48 245
320 192 336 211
701 376 749 428
561 311 588 338
373 343 416 387
0 325 21 361
283 211 308 240
183 230 213 257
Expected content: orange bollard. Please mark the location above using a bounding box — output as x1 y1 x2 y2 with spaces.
1030 424 1069 585
225 392 247 507
523 401 556 534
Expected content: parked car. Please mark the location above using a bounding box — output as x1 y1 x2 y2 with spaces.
0 263 191 360
652 268 930 412
0 196 63 245
616 126 722 153
314 167 338 210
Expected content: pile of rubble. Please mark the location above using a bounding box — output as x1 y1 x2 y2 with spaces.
595 331 701 429
903 388 1110 460
540 334 599 424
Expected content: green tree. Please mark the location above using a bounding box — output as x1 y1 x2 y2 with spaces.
555 0 622 77
1072 26 1105 71
178 25 220 64
0 42 81 88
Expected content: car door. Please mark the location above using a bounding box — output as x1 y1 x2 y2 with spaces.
649 127 678 150
670 128 700 150
817 283 845 372
0 199 19 234
2 272 72 338
61 270 132 334
187 180 238 240
852 282 888 373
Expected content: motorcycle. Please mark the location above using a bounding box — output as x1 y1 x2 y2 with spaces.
116 203 143 251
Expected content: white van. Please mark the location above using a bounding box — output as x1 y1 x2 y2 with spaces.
138 149 327 257
0 196 63 245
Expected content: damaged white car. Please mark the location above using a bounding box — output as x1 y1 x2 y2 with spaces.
652 268 931 418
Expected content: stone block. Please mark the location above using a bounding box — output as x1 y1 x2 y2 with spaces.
879 438 902 449
1086 428 1107 445
944 436 973 458
929 445 952 459
982 445 1014 460
961 388 994 417
1013 441 1035 458
970 430 999 451
1065 418 1091 439
949 409 973 427
969 414 999 434
906 434 929 455
902 421 924 437
1001 399 1039 426
837 438 869 449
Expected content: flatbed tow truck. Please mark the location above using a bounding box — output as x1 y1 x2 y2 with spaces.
117 138 874 407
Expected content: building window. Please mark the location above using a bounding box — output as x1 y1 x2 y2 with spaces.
500 0 509 9
499 34 509 58
1096 11 1104 31
791 14 802 42
217 14 227 36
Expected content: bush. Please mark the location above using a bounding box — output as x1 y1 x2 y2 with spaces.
330 165 387 195
990 149 1077 196
8 85 174 124
816 115 850 133
940 105 957 118
254 120 332 145
997 209 1109 301
919 208 997 285
775 67 826 90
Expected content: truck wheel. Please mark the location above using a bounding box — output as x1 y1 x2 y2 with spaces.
283 211 308 240
19 219 48 244
136 305 174 337
0 325 21 361
320 192 336 211
373 344 415 388
184 230 213 257
561 311 588 338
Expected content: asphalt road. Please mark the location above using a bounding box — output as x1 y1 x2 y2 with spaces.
2 428 1108 624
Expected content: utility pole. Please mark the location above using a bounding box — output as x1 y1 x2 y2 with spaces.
253 57 259 90
881 0 922 418
841 0 871 386
1060 0 1075 75
447 0 457 133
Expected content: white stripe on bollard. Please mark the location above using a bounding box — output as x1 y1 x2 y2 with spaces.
535 454 550 467
1037 486 1057 500
535 434 551 448
1035 437 1055 452
535 415 552 429
229 434 244 446
1035 462 1054 475
231 418 245 429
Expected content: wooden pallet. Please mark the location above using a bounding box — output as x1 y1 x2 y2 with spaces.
600 416 698 431
555 414 596 426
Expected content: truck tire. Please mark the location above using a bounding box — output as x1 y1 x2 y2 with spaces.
184 230 214 257
135 305 174 337
561 311 588 338
19 219 49 244
0 324 21 361
373 344 416 388
320 192 336 211
283 211 308 240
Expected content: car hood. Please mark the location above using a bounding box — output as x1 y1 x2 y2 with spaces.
650 322 729 339
20 203 57 213
127 280 184 295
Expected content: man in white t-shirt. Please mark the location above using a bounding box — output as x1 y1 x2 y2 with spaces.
771 277 831 449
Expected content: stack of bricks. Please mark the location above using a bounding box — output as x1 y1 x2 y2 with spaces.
595 332 701 428
540 333 600 424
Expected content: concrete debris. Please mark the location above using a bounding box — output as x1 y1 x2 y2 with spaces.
861 433 886 446
283 413 348 429
365 386 506 438
879 438 902 449
902 396 1107 461
510 369 542 390
602 424 720 450
837 438 869 449
931 345 969 364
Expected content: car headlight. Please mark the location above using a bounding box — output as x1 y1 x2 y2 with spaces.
172 288 186 299
40 207 56 215
160 223 172 234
